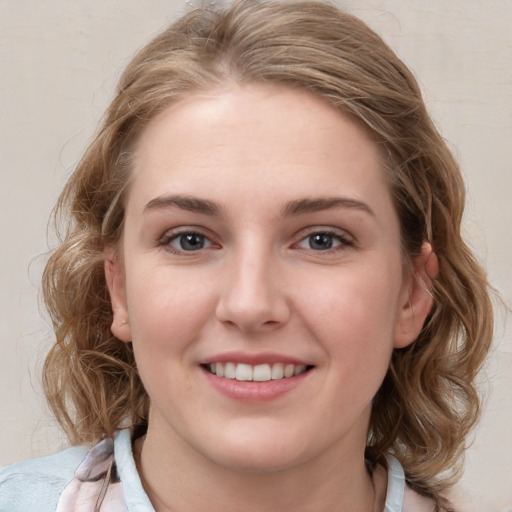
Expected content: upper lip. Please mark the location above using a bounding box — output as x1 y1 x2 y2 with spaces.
199 351 312 366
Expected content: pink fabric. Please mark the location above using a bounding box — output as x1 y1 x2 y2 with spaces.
56 438 127 512
55 434 436 512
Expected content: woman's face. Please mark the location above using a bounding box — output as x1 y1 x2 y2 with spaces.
108 84 431 472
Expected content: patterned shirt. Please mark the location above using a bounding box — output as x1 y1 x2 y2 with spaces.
0 429 434 511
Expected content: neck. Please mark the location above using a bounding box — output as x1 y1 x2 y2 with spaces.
134 425 384 512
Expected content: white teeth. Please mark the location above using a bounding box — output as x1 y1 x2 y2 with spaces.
253 364 272 381
224 362 236 379
206 362 309 381
235 363 253 381
215 362 224 377
271 363 284 379
284 364 294 378
293 365 306 376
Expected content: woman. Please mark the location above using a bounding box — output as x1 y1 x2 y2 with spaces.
0 2 493 511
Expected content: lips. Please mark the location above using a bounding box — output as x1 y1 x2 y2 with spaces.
205 362 310 381
200 353 314 401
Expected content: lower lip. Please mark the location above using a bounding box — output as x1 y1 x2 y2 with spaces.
202 367 312 402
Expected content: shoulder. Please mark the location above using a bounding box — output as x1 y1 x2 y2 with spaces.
0 444 90 512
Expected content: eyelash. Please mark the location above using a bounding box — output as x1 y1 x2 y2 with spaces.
158 228 355 255
158 229 215 254
295 229 355 254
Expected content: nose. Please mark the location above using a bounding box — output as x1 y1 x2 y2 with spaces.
215 244 291 333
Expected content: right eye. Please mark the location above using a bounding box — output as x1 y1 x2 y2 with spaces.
163 232 213 253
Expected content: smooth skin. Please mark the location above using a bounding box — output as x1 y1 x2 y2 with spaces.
106 83 437 512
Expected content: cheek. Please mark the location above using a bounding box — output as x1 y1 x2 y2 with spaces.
299 265 402 370
124 268 216 402
124 265 216 356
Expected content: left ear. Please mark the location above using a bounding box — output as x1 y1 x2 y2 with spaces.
394 242 439 349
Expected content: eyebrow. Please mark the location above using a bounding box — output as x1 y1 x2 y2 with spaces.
282 197 374 217
143 194 374 218
144 195 222 216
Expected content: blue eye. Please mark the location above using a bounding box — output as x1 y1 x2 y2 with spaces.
169 233 211 251
308 233 335 250
297 231 352 251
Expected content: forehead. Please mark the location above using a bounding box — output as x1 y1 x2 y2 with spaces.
128 83 392 220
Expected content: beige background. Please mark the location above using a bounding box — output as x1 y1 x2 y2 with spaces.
0 1 510 511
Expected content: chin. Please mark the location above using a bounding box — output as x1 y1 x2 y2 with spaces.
197 424 316 474
208 445 306 475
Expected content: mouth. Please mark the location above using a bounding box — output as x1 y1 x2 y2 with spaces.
202 362 313 382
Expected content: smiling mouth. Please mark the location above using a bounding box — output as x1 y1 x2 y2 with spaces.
202 362 313 382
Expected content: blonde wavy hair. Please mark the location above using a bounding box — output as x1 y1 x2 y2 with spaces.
42 1 493 508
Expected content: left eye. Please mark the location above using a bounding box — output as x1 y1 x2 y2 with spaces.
297 232 349 251
168 233 212 251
